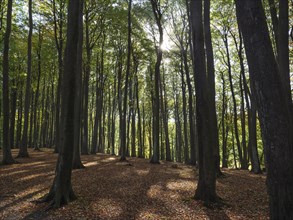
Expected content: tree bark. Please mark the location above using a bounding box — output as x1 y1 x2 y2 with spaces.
191 0 217 203
236 0 293 218
52 0 64 154
18 0 33 158
2 0 15 164
278 0 291 102
223 32 243 168
10 80 17 149
150 0 163 164
72 0 85 169
204 0 222 176
221 71 228 168
33 28 42 151
41 0 82 208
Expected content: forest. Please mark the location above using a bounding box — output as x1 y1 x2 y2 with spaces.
0 0 292 219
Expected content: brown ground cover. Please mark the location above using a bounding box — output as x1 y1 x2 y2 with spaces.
0 149 268 220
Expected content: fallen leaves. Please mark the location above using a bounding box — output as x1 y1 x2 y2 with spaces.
0 149 269 219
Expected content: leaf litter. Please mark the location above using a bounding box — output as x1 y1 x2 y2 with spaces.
0 149 269 219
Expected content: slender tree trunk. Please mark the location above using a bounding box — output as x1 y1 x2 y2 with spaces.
28 93 34 148
72 0 85 169
53 0 64 154
33 35 42 151
130 77 136 157
16 90 23 148
183 50 196 165
175 94 182 163
221 71 228 168
91 54 100 154
2 0 15 164
150 0 163 164
160 66 171 161
18 0 33 158
248 97 261 174
184 0 197 166
10 80 17 149
111 69 117 155
136 74 143 158
119 0 132 161
223 33 243 168
181 68 189 164
204 0 222 176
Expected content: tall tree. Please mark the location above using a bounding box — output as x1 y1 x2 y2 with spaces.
120 0 132 161
33 25 43 151
222 29 243 168
52 0 65 154
203 0 222 176
150 0 163 164
18 0 33 158
191 0 217 202
72 0 85 169
236 0 293 218
40 0 83 208
1 0 15 165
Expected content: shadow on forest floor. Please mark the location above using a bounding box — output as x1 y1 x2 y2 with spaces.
0 148 268 220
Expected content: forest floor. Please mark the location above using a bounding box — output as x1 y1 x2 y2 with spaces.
0 148 268 220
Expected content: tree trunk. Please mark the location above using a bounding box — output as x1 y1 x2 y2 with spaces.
150 0 163 164
175 94 182 163
10 80 17 149
183 50 196 166
181 68 189 164
52 0 64 154
223 32 243 168
28 93 34 148
41 0 82 208
72 0 84 169
248 98 261 174
278 0 291 102
2 0 15 164
33 29 42 151
204 0 222 176
119 0 132 161
221 71 228 168
18 0 33 158
236 0 293 218
191 0 217 203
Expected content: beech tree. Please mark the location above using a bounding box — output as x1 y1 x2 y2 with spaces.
1 0 15 165
190 0 217 202
149 0 163 164
236 0 293 218
40 0 83 207
17 0 33 158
